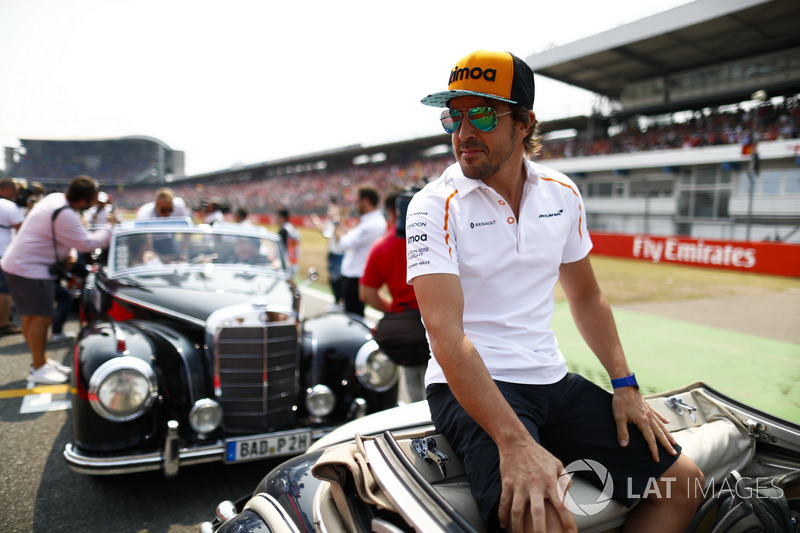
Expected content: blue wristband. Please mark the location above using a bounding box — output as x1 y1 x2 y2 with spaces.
611 373 639 390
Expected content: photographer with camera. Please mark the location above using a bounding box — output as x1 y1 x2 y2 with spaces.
14 180 44 212
0 178 24 337
0 176 116 384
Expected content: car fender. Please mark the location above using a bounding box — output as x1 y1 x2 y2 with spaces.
300 312 373 387
130 319 210 410
75 321 159 390
300 312 398 419
72 320 206 452
72 321 163 452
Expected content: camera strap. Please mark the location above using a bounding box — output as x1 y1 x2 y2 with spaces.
51 205 68 262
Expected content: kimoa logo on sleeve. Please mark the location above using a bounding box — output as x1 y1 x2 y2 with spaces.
450 66 497 85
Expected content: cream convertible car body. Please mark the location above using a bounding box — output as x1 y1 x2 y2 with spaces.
202 382 800 532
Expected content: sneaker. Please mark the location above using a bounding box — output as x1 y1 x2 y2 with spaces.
0 324 22 336
28 364 68 385
30 359 72 376
46 358 71 375
49 331 76 343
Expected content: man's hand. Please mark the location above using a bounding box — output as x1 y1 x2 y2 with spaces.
497 438 577 533
104 208 120 226
612 386 676 461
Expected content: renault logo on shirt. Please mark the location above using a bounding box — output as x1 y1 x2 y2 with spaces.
539 210 564 219
469 220 496 229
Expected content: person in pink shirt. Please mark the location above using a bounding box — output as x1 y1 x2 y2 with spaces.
1 176 116 384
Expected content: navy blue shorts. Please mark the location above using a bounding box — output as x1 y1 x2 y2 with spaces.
427 373 682 530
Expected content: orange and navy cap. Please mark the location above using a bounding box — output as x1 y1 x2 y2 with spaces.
421 50 535 109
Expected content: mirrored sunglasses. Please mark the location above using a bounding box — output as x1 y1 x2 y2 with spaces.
440 106 513 134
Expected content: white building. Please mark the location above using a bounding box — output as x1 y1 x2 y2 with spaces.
531 0 800 243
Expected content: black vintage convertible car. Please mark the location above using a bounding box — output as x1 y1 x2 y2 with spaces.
63 219 399 476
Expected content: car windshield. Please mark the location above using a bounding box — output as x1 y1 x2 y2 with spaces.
110 226 286 275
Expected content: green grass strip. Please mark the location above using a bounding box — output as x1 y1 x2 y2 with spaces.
552 302 800 423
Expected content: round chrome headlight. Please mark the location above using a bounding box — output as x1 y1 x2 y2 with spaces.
88 356 158 421
189 398 223 435
305 384 335 418
355 340 399 392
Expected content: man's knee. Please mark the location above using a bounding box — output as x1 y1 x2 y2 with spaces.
651 454 705 509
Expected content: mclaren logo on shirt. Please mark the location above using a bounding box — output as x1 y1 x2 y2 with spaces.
539 209 564 219
469 220 496 229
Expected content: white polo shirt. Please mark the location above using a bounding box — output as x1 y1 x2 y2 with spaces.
337 209 386 278
406 160 592 386
136 196 190 220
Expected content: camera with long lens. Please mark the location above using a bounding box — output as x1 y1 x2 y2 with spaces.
14 186 36 208
49 262 74 280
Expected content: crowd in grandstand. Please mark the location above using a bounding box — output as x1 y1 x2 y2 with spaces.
8 97 799 218
113 156 450 217
117 98 799 217
541 96 799 159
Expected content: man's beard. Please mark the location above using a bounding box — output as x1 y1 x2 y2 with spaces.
456 128 517 181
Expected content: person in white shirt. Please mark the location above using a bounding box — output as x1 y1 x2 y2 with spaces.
202 199 225 225
277 208 301 278
0 178 24 336
84 191 114 227
136 187 190 221
333 185 385 317
407 50 703 533
1 176 115 384
136 187 190 256
233 207 253 226
311 197 346 309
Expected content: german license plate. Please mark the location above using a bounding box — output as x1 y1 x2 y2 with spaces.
224 429 312 463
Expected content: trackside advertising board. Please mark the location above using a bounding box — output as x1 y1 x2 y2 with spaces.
590 232 800 278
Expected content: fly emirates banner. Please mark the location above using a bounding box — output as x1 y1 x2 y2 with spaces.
590 233 800 278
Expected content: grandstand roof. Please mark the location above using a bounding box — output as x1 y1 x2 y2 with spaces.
19 135 174 152
529 0 800 109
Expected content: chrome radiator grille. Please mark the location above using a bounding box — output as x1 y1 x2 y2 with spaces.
215 323 299 433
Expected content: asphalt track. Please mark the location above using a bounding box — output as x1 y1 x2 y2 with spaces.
0 286 797 532
0 288 377 533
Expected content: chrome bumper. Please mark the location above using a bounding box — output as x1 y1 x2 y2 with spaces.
64 420 333 477
63 420 223 477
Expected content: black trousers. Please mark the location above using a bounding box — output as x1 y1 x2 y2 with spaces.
341 276 364 317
